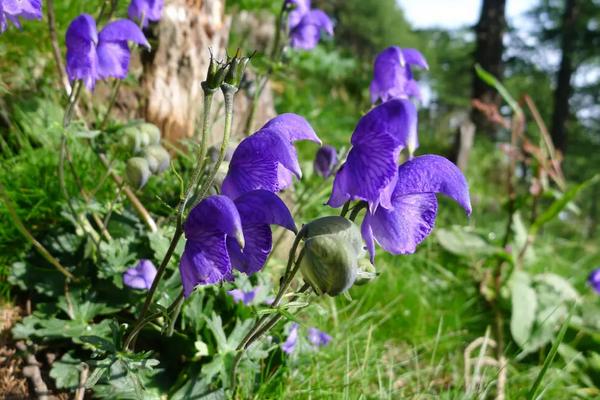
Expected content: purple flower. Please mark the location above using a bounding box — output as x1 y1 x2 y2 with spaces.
221 113 321 200
0 0 42 32
314 145 337 178
370 46 428 104
228 288 257 305
180 191 296 297
327 99 417 211
588 269 600 293
307 327 331 347
282 323 299 354
286 0 333 50
65 14 149 91
123 259 157 290
361 155 471 262
128 0 163 27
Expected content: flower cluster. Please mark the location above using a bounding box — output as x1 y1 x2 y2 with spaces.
180 114 321 297
282 323 331 354
286 0 333 50
328 47 471 263
0 0 41 33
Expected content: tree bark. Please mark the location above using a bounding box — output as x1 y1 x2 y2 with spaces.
550 0 579 154
471 0 507 138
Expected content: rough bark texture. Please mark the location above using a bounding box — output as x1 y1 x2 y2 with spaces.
141 1 276 144
550 0 579 154
471 0 507 138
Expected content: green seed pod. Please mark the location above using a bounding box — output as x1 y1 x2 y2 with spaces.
138 123 161 146
126 157 151 190
120 126 143 154
144 145 170 174
354 258 377 286
300 216 364 296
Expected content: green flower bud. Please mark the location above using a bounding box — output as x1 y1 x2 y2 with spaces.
126 157 151 190
202 52 229 93
224 49 251 89
138 123 161 146
354 258 377 286
143 145 170 174
299 216 364 296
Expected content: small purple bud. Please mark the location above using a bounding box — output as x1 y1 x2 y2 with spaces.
123 259 157 290
314 145 337 178
281 323 299 354
588 268 600 293
307 327 331 347
228 288 257 305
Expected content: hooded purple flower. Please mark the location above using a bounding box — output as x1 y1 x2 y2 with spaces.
228 288 257 305
65 14 149 90
307 327 331 347
123 259 157 290
361 155 471 262
221 113 321 200
370 46 428 104
286 0 333 50
282 323 299 354
314 145 337 178
327 99 417 211
588 268 600 293
128 0 163 27
0 0 42 32
180 191 296 297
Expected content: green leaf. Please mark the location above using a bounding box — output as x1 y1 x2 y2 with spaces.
510 271 537 348
50 352 82 389
530 174 599 236
436 226 499 257
474 64 522 116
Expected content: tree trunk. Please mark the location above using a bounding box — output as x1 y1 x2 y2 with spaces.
141 0 276 144
550 0 579 154
471 0 507 138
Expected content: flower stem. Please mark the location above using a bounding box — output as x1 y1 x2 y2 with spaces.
123 84 235 350
0 185 76 281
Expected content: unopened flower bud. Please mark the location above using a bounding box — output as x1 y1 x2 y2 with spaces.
138 123 161 146
314 145 337 178
144 145 170 174
300 216 364 296
126 157 151 190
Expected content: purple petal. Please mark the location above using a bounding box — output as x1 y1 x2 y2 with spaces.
589 269 600 294
65 14 99 90
128 0 163 27
282 323 299 354
290 23 320 50
401 48 429 69
260 113 321 144
287 0 311 29
352 98 415 148
2 0 42 20
362 193 438 261
314 145 337 178
234 190 297 232
228 288 257 305
307 327 332 347
370 46 426 103
327 133 398 209
98 19 149 48
96 41 131 80
123 259 157 290
180 237 233 297
227 223 272 275
222 130 299 199
184 195 243 244
394 155 472 215
303 9 333 35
